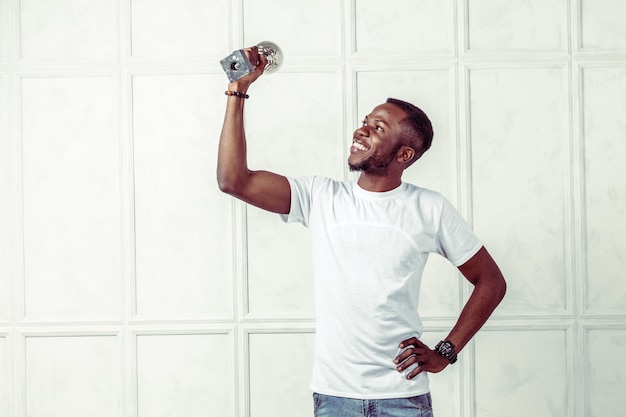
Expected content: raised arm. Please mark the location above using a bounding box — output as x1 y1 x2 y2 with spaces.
216 46 291 214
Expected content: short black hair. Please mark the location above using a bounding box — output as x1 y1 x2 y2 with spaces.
386 98 434 164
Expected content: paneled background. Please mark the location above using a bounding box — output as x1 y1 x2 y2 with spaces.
0 0 625 416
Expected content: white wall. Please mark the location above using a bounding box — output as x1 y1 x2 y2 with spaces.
0 0 625 416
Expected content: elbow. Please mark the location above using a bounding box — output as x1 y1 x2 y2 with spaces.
495 274 507 304
499 278 507 301
217 175 238 196
476 272 507 306
216 174 231 194
216 170 246 197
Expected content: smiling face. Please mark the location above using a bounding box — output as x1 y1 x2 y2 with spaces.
348 103 411 174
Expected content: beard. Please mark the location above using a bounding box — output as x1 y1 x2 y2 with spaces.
348 144 402 173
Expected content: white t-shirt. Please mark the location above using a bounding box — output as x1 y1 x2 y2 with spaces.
281 176 483 399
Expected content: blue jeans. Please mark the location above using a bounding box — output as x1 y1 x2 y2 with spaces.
313 392 434 417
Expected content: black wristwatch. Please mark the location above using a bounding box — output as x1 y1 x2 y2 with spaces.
435 340 458 364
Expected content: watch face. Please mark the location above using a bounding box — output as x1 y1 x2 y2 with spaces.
436 341 457 364
440 343 452 355
437 341 454 356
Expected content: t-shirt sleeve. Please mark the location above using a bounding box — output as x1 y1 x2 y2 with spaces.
279 176 315 227
435 196 483 266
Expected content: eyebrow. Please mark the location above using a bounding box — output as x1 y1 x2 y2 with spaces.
364 115 389 126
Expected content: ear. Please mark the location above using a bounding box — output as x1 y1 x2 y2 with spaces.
396 146 416 165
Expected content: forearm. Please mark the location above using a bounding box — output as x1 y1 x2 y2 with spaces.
217 45 264 194
445 277 506 353
396 273 505 379
217 93 250 193
443 246 506 353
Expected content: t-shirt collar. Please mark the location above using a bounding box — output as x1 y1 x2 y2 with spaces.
353 181 407 200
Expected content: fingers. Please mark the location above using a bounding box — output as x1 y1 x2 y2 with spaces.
243 46 260 66
394 339 448 379
228 46 266 89
395 352 424 380
394 339 427 376
405 365 424 380
398 337 416 349
398 337 427 349
255 53 267 74
242 46 267 80
243 46 267 70
394 346 427 370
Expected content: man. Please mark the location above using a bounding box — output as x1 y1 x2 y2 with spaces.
217 46 506 417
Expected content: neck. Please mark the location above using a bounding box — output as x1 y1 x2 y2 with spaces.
356 172 402 192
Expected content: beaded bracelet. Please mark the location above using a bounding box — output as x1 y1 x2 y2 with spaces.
225 90 249 99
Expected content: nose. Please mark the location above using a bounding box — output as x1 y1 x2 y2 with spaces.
355 125 370 137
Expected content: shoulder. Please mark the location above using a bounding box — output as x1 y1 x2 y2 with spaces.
400 183 461 225
402 183 446 206
289 175 349 195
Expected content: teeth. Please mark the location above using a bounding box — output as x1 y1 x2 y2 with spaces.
352 141 369 151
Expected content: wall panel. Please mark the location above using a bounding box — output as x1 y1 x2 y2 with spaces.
0 336 9 417
21 75 122 322
132 73 235 320
130 0 230 58
0 73 10 324
474 328 570 417
466 0 567 52
470 66 570 316
135 332 235 417
23 334 122 417
245 71 343 319
0 0 7 63
247 331 315 417
19 0 117 60
580 0 626 51
243 0 343 57
583 326 626 416
246 208 314 319
355 0 454 55
581 66 626 315
245 71 344 179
